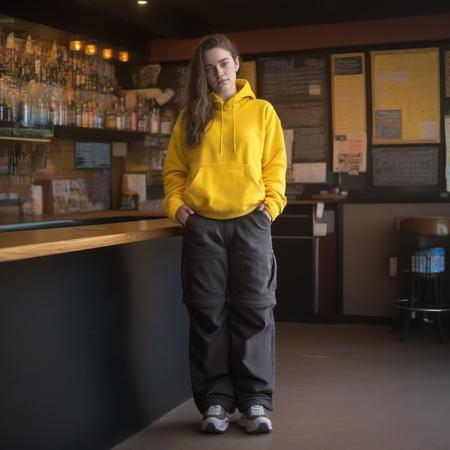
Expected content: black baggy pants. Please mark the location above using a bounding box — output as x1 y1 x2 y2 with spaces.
181 209 277 414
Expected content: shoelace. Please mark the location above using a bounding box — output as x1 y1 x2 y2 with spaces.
249 405 265 416
207 405 223 416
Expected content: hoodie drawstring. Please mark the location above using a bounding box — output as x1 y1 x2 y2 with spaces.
220 104 223 158
233 96 236 156
212 79 255 158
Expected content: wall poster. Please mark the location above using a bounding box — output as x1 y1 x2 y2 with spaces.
331 53 367 173
371 48 440 145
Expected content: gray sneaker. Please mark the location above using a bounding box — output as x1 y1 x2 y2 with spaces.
238 405 272 434
200 405 230 433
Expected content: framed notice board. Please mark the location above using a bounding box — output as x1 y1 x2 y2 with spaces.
372 146 439 187
371 48 440 145
257 54 329 164
158 41 449 199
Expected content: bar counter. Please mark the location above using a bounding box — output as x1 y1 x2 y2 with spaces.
0 201 324 263
1 210 189 450
0 211 182 263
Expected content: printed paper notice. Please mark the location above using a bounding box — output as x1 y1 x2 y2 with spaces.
122 173 147 202
420 121 439 141
375 110 401 140
308 83 321 96
371 48 440 144
283 128 294 168
293 162 327 183
331 53 367 173
333 133 367 173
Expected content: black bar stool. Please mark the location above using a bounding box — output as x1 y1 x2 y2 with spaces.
393 217 450 343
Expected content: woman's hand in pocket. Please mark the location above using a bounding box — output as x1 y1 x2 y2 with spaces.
176 204 195 226
258 203 272 222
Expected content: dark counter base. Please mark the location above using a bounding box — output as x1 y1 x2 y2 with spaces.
0 236 190 450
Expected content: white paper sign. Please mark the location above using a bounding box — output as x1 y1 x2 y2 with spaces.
122 173 147 202
420 121 439 141
309 84 321 96
283 128 294 168
293 162 327 183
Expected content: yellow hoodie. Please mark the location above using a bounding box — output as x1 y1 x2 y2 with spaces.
163 79 287 222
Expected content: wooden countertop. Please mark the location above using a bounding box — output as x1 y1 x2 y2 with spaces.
0 209 166 225
0 212 182 263
0 201 339 263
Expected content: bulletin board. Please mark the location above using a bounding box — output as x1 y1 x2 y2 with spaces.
372 146 439 187
257 54 329 164
371 48 440 145
331 53 367 173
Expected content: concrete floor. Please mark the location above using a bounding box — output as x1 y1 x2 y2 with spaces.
113 322 450 450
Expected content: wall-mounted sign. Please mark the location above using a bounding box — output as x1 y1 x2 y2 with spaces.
75 142 111 169
371 48 440 145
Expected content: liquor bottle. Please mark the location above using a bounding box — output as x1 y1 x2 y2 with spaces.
94 101 104 129
130 110 137 131
49 97 58 126
19 98 30 127
0 95 4 121
105 105 117 129
75 101 82 127
37 98 47 127
137 95 146 132
150 99 160 134
66 100 75 126
117 96 126 130
35 55 41 83
160 109 174 135
76 58 82 89
81 101 89 128
59 99 66 126
29 97 37 127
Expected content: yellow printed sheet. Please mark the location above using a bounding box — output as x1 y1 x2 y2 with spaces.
371 48 440 144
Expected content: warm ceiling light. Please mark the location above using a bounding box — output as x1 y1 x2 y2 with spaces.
85 43 97 56
137 0 148 4
118 50 129 62
69 39 83 52
102 47 113 60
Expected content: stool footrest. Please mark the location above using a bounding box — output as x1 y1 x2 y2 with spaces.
393 299 450 312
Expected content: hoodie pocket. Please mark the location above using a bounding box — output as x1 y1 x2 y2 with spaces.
184 165 264 214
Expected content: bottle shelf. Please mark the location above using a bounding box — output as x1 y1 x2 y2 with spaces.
0 122 172 143
54 125 146 141
0 121 53 141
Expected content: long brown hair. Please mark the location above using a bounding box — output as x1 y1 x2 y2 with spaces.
184 34 239 148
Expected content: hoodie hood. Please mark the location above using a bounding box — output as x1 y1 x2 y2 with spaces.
211 79 256 156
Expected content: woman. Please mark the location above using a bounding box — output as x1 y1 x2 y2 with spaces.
163 34 287 434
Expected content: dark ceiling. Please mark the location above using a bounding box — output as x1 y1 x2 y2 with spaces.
2 0 450 53
76 0 450 37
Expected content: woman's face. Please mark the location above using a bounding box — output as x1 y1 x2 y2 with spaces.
203 46 239 100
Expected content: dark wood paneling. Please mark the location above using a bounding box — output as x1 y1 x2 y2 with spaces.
0 237 190 450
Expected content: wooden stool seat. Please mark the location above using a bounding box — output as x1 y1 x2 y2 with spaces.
396 216 449 236
393 217 450 343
